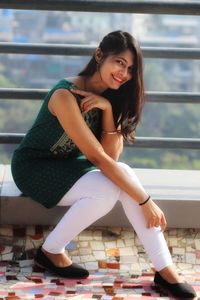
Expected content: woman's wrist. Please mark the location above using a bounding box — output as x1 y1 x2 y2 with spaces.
139 195 151 206
102 101 112 113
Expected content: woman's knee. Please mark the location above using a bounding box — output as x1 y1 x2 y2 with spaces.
117 162 136 176
116 162 145 199
75 171 120 213
90 170 120 202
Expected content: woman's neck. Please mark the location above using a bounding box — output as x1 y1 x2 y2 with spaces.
84 72 108 95
67 73 108 94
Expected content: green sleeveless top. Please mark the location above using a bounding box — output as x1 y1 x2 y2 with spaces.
11 79 102 208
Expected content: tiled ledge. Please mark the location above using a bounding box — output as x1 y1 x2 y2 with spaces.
0 165 200 228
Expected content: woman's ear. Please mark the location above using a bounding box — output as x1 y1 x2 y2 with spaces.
95 48 103 63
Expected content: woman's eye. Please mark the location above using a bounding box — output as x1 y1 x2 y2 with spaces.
117 60 124 66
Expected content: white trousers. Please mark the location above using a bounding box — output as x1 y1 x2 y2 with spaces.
42 162 172 271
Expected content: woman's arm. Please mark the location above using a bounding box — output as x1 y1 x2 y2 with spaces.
49 89 166 230
100 105 123 161
70 88 123 161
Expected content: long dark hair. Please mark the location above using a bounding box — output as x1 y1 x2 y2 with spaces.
79 30 145 143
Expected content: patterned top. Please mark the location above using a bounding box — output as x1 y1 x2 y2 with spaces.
11 79 102 208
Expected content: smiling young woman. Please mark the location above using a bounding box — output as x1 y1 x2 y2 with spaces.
11 31 196 298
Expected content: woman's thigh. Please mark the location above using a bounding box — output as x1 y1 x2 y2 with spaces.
58 169 120 206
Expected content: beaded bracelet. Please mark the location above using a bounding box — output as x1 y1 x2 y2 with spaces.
139 195 151 206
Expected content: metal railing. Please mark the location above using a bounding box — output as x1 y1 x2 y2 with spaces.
1 88 200 104
0 0 200 15
1 43 200 60
0 1 200 149
0 132 199 149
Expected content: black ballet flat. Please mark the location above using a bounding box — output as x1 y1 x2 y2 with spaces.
35 246 89 278
154 271 196 299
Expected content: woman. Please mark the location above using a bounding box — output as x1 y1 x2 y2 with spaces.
11 31 196 298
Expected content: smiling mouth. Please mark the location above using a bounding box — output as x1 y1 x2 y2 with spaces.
112 74 124 84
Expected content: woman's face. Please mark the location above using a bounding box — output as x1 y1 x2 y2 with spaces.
99 49 134 90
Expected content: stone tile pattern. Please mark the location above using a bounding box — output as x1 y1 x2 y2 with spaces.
0 225 200 299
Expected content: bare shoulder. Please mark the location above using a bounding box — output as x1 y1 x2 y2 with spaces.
48 88 78 116
51 88 74 99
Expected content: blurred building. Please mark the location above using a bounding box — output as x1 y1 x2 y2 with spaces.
0 9 13 42
0 10 200 91
131 14 200 92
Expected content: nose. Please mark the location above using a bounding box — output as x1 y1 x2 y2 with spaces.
119 67 130 80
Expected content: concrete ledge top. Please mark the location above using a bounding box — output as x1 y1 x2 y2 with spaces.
135 168 200 201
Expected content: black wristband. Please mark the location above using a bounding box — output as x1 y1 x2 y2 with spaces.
139 195 151 206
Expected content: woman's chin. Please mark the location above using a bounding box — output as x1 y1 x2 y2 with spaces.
109 82 122 90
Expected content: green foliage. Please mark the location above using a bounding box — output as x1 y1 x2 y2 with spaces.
121 148 200 170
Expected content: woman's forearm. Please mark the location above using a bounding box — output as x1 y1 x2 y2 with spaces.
101 106 123 160
101 134 123 160
97 105 144 200
101 105 116 132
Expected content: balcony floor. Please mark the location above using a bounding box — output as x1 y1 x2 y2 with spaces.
0 225 200 299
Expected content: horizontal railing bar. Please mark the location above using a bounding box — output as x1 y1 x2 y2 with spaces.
147 92 200 104
131 137 200 149
0 133 199 149
0 133 24 144
0 88 47 100
143 47 200 60
0 88 200 104
0 0 200 15
1 43 200 60
0 43 95 57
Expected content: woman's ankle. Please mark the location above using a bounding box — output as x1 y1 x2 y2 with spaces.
159 265 182 284
41 247 72 267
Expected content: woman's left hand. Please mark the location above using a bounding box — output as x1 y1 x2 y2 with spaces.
141 199 167 231
70 89 111 113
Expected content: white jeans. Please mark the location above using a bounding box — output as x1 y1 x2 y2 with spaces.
42 162 172 271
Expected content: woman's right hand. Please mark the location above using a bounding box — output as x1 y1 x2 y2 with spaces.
70 89 111 113
141 198 167 231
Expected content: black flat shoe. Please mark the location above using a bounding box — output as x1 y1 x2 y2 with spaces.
35 246 89 278
154 271 196 299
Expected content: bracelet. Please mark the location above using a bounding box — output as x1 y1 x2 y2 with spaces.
139 195 151 206
102 130 121 135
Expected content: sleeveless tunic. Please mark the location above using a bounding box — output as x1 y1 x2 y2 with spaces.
11 79 102 208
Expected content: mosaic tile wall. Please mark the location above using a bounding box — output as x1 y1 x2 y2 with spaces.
1 226 200 274
0 226 200 299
